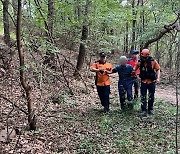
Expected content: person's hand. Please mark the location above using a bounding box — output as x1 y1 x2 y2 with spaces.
131 71 137 78
104 68 112 74
99 69 104 74
156 78 160 84
137 75 140 80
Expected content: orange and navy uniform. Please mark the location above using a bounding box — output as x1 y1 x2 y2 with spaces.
128 58 140 75
90 61 112 86
135 59 160 84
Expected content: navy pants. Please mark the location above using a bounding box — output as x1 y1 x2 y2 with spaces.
141 82 156 111
118 80 133 109
97 85 110 111
132 78 140 99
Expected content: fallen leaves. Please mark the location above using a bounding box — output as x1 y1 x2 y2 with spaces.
0 128 16 143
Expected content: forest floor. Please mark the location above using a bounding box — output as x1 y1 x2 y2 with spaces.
156 85 177 105
0 37 179 153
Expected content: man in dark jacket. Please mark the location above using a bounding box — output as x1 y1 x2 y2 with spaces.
112 56 134 110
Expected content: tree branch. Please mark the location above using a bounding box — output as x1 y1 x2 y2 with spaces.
143 15 180 49
0 94 28 115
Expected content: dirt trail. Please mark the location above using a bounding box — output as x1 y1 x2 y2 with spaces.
155 85 178 105
108 73 179 105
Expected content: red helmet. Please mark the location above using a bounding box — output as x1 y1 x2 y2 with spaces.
141 49 150 57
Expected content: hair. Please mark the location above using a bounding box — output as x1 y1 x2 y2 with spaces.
120 56 127 61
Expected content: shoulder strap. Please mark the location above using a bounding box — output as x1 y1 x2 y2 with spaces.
149 56 154 61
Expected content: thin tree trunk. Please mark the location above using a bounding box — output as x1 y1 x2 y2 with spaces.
123 35 126 52
74 0 90 76
17 0 36 130
12 0 17 21
77 0 82 21
125 22 129 53
34 0 55 67
2 0 11 46
131 0 136 51
175 33 179 154
75 25 88 73
155 41 160 63
140 0 145 51
48 0 54 37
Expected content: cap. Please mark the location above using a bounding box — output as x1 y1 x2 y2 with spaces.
99 52 106 57
131 50 139 55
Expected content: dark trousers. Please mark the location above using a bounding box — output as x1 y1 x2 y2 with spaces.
118 80 133 109
141 82 156 111
97 85 110 111
132 78 140 99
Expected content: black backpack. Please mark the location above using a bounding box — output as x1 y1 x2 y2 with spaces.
139 57 157 80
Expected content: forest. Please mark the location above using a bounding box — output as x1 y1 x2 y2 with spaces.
0 0 179 153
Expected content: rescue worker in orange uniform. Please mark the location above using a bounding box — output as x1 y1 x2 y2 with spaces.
90 52 112 113
135 49 160 116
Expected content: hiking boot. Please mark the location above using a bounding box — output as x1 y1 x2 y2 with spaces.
120 105 126 111
140 111 147 117
128 104 133 110
148 110 154 115
101 102 104 106
104 108 110 113
134 94 138 100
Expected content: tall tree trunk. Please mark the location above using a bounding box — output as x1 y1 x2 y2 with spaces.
125 22 129 53
45 0 55 67
2 0 11 46
43 0 55 67
175 32 179 154
155 41 160 63
17 0 36 130
140 0 145 51
34 0 55 67
74 0 90 76
76 0 82 21
74 25 88 75
123 35 126 52
12 0 17 22
48 0 54 37
131 0 136 51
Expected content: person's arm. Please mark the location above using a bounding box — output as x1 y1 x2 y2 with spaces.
90 67 100 73
111 67 118 74
129 66 136 78
134 62 140 71
105 64 113 74
90 63 100 73
105 69 112 74
154 60 161 83
156 69 160 83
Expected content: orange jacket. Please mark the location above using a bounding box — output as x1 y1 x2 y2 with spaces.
91 61 112 86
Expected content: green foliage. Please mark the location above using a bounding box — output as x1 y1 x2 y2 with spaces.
99 115 112 133
77 139 95 154
73 99 179 153
0 0 179 52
